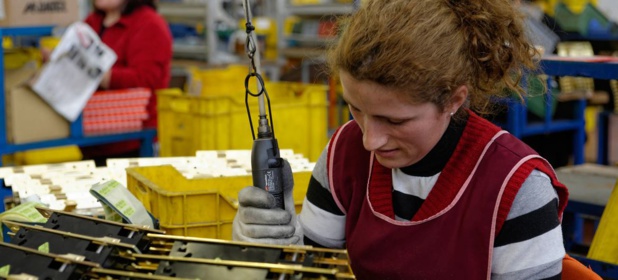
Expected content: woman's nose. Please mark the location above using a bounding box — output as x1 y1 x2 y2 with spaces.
362 118 388 151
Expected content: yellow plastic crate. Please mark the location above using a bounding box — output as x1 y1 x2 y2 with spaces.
185 65 247 96
4 47 41 70
536 0 598 16
158 82 328 162
13 146 82 165
588 179 618 264
200 64 249 97
126 165 311 239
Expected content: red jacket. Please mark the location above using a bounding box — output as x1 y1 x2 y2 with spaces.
328 111 568 279
81 6 172 157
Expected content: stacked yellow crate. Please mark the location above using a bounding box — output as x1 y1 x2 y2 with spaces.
126 150 313 239
157 81 328 162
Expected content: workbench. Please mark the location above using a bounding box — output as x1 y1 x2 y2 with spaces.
558 163 618 279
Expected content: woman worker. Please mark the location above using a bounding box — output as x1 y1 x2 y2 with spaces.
233 0 599 278
81 0 172 164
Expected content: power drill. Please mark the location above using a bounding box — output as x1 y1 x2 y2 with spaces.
243 0 285 209
251 116 285 209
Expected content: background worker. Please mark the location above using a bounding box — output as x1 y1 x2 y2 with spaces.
233 0 600 278
80 0 173 165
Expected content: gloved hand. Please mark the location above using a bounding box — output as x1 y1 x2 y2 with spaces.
232 159 302 245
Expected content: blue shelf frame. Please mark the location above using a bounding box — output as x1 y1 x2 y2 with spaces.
540 58 618 80
504 74 585 164
539 57 618 279
0 26 157 167
541 57 618 165
559 32 618 42
504 57 618 165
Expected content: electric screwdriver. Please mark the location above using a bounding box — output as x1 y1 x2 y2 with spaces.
251 116 285 209
243 1 285 210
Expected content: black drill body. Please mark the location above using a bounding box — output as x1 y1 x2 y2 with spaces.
251 135 285 210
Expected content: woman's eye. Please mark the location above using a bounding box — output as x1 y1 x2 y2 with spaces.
387 119 405 125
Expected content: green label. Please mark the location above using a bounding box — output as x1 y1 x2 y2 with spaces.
97 181 120 196
38 242 50 253
115 199 135 217
0 265 10 277
0 202 48 223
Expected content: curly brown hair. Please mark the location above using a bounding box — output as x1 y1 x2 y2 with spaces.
328 0 538 116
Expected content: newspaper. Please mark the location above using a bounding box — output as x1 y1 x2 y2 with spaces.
31 22 117 122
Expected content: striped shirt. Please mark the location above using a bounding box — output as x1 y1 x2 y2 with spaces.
299 134 565 279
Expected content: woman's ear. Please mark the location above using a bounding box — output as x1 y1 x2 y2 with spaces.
450 85 468 113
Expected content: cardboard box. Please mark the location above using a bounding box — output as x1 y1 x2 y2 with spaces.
5 60 70 143
0 0 80 27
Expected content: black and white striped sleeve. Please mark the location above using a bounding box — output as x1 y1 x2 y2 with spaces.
491 169 565 279
298 146 346 248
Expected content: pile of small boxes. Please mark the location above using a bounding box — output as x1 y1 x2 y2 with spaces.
82 88 151 135
0 150 314 216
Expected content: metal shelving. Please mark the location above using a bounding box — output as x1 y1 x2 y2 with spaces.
546 55 618 280
0 26 156 166
504 56 618 166
278 1 353 61
536 56 618 165
172 43 209 59
559 32 618 42
159 2 207 18
286 3 354 16
275 1 354 84
540 56 618 79
159 0 238 64
285 34 335 45
279 47 329 58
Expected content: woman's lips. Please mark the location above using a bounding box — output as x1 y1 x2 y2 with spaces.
375 149 398 158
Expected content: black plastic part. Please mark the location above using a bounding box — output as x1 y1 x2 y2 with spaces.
168 240 316 268
43 212 150 253
10 227 116 268
168 241 282 263
0 245 89 280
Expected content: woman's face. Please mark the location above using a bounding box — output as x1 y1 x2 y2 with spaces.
94 0 125 13
340 71 457 169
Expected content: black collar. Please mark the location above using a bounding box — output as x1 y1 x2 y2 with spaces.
400 114 468 177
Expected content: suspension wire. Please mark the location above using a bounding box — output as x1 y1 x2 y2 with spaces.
243 0 275 140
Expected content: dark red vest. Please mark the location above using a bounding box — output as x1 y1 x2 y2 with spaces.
327 111 568 280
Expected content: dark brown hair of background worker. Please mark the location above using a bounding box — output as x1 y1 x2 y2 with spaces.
94 0 156 15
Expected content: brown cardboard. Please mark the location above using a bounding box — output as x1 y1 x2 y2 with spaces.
5 60 70 143
0 0 80 27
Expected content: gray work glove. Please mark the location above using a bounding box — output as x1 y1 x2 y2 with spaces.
232 159 302 245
